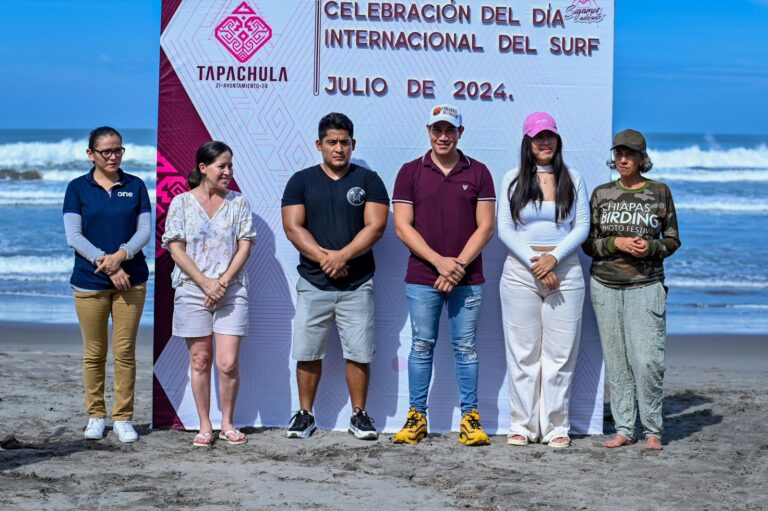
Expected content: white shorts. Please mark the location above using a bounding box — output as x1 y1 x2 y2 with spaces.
172 282 249 338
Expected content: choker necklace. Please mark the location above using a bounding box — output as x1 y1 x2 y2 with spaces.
536 165 554 174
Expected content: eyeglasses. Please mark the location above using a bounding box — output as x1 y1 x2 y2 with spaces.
91 147 126 158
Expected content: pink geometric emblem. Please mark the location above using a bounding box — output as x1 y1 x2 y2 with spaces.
215 2 272 63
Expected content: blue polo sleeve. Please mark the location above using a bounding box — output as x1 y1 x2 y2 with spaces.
63 179 82 215
138 180 151 214
365 171 390 205
63 178 106 263
281 171 306 207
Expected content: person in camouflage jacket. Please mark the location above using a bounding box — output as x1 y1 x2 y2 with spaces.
582 129 681 451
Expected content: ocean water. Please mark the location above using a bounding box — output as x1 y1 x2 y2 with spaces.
0 130 766 334
0 129 157 326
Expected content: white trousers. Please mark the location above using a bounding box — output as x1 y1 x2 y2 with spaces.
500 253 585 442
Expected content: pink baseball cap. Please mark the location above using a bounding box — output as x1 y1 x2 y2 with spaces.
523 112 559 137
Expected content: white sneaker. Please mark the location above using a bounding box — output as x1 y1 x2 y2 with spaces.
84 418 106 440
113 420 139 443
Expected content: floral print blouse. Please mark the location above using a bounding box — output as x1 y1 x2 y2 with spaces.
161 191 257 288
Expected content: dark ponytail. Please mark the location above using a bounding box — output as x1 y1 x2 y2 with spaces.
188 140 233 189
88 126 122 149
508 134 575 226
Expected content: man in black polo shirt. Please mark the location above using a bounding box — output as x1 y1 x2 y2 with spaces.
281 113 389 439
392 104 496 445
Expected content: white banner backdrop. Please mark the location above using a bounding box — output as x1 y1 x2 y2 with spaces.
155 0 614 434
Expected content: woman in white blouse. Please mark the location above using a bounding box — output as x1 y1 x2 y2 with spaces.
162 141 256 447
497 112 589 448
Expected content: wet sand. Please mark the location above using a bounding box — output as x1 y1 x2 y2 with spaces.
1 323 766 510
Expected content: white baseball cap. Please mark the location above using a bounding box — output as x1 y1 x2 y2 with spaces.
428 104 462 127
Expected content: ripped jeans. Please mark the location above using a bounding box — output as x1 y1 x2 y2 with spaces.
405 284 483 415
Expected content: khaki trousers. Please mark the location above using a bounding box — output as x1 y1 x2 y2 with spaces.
73 284 146 420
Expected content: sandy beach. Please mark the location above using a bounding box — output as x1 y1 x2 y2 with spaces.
1 323 766 510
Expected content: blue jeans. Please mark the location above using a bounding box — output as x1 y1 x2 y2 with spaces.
406 284 483 415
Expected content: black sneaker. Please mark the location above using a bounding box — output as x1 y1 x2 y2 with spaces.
287 410 316 439
348 408 378 440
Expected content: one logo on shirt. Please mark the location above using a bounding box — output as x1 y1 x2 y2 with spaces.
462 184 469 191
346 187 366 206
117 191 134 198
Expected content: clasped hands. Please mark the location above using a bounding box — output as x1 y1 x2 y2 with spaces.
615 236 650 258
94 249 126 276
201 276 230 310
530 254 559 291
94 249 131 290
433 256 467 293
319 247 349 279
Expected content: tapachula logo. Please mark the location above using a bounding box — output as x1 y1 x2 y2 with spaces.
215 2 273 63
564 0 606 24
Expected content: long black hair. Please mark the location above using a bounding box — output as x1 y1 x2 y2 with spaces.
188 140 233 189
508 134 575 226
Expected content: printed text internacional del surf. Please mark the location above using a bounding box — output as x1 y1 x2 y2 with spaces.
324 1 487 52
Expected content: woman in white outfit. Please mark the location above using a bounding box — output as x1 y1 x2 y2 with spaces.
497 112 589 448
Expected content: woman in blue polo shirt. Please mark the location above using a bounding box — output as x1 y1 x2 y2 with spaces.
63 126 151 443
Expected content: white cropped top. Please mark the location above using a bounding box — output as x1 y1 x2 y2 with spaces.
497 166 589 267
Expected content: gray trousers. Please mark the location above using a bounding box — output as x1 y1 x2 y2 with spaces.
590 278 667 440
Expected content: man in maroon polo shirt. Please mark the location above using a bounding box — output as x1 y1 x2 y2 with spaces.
391 104 496 446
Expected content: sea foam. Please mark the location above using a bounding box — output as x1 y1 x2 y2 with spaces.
39 169 156 183
0 255 155 275
675 198 768 214
0 138 156 168
650 145 768 169
653 168 768 183
0 188 157 205
666 278 768 289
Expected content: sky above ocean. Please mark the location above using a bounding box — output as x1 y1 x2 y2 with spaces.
0 1 767 133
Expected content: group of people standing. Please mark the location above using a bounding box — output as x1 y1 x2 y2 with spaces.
64 105 679 450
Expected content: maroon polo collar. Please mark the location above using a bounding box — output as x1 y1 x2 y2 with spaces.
420 150 472 177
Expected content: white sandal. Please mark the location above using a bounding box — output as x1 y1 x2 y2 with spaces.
218 429 248 445
507 433 529 446
548 436 571 448
192 432 214 447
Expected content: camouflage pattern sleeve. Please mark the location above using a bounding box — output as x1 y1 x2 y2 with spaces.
648 184 681 259
582 186 617 258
